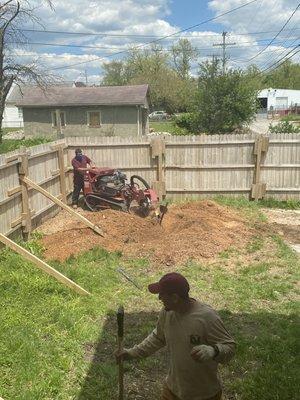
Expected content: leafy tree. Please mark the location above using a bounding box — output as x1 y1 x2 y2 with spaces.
171 39 198 79
191 59 259 134
261 60 300 90
101 42 198 112
0 0 54 142
128 45 197 112
130 61 185 113
245 61 300 91
101 61 128 86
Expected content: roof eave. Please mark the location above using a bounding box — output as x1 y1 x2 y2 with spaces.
16 102 147 108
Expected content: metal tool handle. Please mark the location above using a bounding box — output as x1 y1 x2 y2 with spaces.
117 306 124 400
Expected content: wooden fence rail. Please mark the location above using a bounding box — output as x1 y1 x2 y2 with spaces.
0 133 299 237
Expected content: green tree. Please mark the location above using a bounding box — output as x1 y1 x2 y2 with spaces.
101 61 128 86
192 60 258 134
101 45 196 112
261 60 300 90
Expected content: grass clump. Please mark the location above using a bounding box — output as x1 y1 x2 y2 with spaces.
214 195 300 210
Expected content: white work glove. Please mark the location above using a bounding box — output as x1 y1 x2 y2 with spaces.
114 348 136 363
191 344 216 362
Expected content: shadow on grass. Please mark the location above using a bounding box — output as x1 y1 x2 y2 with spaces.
77 309 298 400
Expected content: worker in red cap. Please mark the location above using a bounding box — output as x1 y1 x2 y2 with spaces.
71 148 92 208
116 272 235 400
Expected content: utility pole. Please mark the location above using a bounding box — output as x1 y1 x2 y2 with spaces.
85 70 88 86
213 32 236 74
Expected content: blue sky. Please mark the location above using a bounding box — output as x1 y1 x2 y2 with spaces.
11 0 300 83
166 1 220 32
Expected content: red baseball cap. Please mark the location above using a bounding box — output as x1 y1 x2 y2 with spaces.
148 273 190 297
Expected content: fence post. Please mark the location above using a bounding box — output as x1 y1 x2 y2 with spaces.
58 145 67 203
251 135 269 200
150 137 166 200
18 146 32 239
55 109 63 138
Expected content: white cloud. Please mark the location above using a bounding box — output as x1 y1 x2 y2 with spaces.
208 0 300 34
11 0 300 82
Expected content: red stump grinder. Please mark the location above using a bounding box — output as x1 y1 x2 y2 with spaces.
82 167 166 221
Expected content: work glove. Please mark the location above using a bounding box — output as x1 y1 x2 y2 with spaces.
114 348 135 363
191 344 216 362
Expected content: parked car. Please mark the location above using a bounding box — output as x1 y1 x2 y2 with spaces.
149 110 169 121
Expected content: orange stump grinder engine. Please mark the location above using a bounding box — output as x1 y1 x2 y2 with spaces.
83 167 158 215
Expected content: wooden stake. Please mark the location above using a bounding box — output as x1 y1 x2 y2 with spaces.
21 176 104 236
117 306 124 400
0 233 90 296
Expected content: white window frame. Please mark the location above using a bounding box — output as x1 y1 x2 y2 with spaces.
18 107 23 119
87 110 101 127
51 111 67 128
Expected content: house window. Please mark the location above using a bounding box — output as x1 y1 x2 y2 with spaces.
51 111 66 127
18 107 23 118
87 111 101 127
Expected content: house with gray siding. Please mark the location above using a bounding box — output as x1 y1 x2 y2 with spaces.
15 84 150 137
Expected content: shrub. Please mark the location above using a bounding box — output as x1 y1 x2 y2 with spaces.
174 113 199 133
269 121 300 134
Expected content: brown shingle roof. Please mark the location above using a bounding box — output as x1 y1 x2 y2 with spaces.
15 84 149 107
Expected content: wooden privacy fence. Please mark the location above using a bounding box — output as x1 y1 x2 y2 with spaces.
0 132 299 238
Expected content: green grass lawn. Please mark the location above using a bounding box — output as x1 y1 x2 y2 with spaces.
0 137 52 154
149 121 189 135
281 114 300 122
0 201 299 399
1 127 22 134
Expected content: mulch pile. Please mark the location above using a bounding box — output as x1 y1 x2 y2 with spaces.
38 200 253 265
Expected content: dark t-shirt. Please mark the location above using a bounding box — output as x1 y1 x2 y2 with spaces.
72 155 91 183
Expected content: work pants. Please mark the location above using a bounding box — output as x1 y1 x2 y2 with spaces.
72 178 84 205
161 384 222 400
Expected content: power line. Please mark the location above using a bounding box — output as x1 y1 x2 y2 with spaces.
17 27 300 39
246 2 300 62
255 34 300 70
10 37 297 52
190 44 299 73
259 44 300 74
233 36 300 64
45 0 260 71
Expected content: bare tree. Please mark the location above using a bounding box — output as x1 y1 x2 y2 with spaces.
0 0 54 141
171 39 198 80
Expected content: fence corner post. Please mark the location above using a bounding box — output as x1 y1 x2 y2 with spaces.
251 134 269 200
150 137 166 201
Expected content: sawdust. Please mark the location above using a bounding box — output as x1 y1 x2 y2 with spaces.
38 200 254 265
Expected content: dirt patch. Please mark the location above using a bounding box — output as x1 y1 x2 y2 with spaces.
38 200 254 264
262 209 300 250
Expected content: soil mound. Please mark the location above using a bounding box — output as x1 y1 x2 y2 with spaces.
39 200 252 265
